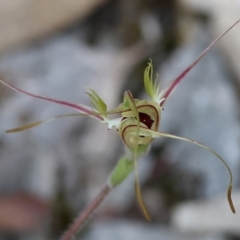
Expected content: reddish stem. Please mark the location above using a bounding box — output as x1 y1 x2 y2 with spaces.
59 185 111 240
161 19 240 106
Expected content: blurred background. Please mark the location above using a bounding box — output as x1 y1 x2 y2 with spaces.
0 0 240 239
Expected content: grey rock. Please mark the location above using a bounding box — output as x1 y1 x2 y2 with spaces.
82 220 226 240
171 191 240 236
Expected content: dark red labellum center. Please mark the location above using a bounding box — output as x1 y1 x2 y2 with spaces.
139 112 154 129
121 112 154 129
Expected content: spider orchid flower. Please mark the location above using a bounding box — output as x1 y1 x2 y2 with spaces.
1 18 240 240
0 58 236 215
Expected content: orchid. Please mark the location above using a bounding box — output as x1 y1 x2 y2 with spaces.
0 19 240 240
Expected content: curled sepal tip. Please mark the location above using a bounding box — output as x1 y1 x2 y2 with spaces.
228 184 235 214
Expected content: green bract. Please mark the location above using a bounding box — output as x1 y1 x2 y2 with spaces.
144 60 164 105
86 88 107 117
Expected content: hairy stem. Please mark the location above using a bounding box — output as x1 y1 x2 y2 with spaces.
59 184 111 240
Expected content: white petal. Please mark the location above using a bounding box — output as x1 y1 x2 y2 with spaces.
103 117 122 130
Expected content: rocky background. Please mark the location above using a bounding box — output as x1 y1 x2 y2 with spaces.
0 0 240 240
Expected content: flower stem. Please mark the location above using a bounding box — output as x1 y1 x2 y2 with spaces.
59 184 111 240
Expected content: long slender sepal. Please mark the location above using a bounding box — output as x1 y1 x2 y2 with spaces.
161 19 240 106
134 159 151 221
124 90 151 221
138 127 235 213
6 113 90 133
157 132 235 213
0 80 103 120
